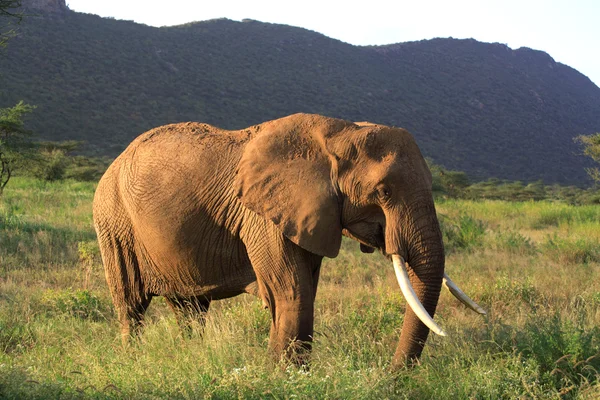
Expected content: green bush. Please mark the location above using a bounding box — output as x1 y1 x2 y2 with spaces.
533 208 573 228
514 314 600 393
439 214 487 253
77 240 100 265
22 143 110 182
494 231 536 255
38 149 68 181
542 235 600 264
490 276 541 306
429 160 470 198
64 155 110 181
39 289 110 321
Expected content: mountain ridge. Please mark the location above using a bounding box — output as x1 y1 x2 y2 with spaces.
1 9 599 184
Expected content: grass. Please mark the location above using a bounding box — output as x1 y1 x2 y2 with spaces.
1 178 599 398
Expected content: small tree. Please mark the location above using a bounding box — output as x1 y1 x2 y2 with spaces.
575 133 600 184
32 140 82 181
427 158 470 198
0 101 35 194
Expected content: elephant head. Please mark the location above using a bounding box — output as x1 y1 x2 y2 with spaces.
236 113 484 367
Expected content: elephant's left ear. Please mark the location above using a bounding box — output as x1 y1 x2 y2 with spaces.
234 119 342 258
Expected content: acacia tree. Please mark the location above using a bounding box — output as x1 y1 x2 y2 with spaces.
0 101 35 194
426 158 470 198
575 133 600 185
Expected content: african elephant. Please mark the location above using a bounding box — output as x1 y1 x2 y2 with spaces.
93 113 484 368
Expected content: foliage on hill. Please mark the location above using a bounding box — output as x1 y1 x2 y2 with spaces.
0 9 599 184
429 162 600 205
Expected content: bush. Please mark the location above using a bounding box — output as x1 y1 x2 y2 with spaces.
463 180 546 201
39 289 110 321
64 155 110 181
23 142 110 182
439 214 486 253
494 231 536 255
429 161 470 198
514 314 600 393
542 235 600 264
37 149 68 181
533 208 573 228
489 275 541 305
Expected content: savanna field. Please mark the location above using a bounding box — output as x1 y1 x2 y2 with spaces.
0 177 599 399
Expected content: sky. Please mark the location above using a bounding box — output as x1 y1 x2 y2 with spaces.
66 0 600 87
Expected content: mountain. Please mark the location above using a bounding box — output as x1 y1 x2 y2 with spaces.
1 1 600 184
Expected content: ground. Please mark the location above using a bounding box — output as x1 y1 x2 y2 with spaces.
0 177 599 399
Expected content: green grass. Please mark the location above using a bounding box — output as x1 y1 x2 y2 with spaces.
1 178 599 399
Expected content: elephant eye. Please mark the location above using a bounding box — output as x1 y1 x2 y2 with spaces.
377 186 391 200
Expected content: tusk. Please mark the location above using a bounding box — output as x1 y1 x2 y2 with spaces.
392 255 447 336
443 273 487 315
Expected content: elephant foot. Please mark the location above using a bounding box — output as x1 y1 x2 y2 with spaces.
268 305 314 367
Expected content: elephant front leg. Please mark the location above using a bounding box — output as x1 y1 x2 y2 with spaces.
268 303 315 365
244 222 323 366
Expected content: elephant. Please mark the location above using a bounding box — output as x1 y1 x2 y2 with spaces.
93 113 485 368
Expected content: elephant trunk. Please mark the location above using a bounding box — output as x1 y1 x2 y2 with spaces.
386 199 446 368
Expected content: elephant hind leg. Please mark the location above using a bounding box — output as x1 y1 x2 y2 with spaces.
97 229 151 344
165 295 211 337
120 294 153 343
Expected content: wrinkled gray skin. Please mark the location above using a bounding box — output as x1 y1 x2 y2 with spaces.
93 113 444 368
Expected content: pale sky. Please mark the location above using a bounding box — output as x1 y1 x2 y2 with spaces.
66 0 600 87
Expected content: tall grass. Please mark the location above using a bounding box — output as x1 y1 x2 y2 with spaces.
0 178 599 398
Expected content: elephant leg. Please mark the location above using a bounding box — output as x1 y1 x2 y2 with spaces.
120 294 153 342
268 298 316 366
165 295 211 337
97 231 150 344
311 264 322 302
244 221 323 366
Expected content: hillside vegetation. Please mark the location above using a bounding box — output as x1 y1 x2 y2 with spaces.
0 8 599 184
0 177 599 398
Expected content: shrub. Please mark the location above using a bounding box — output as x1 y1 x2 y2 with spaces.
64 155 111 181
514 313 600 394
533 208 573 228
429 160 470 198
463 180 546 201
542 235 600 264
491 276 541 305
439 214 486 253
37 149 68 181
494 231 536 255
39 289 110 321
78 240 100 290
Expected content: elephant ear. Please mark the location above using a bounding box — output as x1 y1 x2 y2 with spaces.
234 116 343 258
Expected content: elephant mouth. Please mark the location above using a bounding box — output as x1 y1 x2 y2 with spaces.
342 224 385 254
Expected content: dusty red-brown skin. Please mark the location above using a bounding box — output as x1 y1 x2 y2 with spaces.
93 113 444 367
